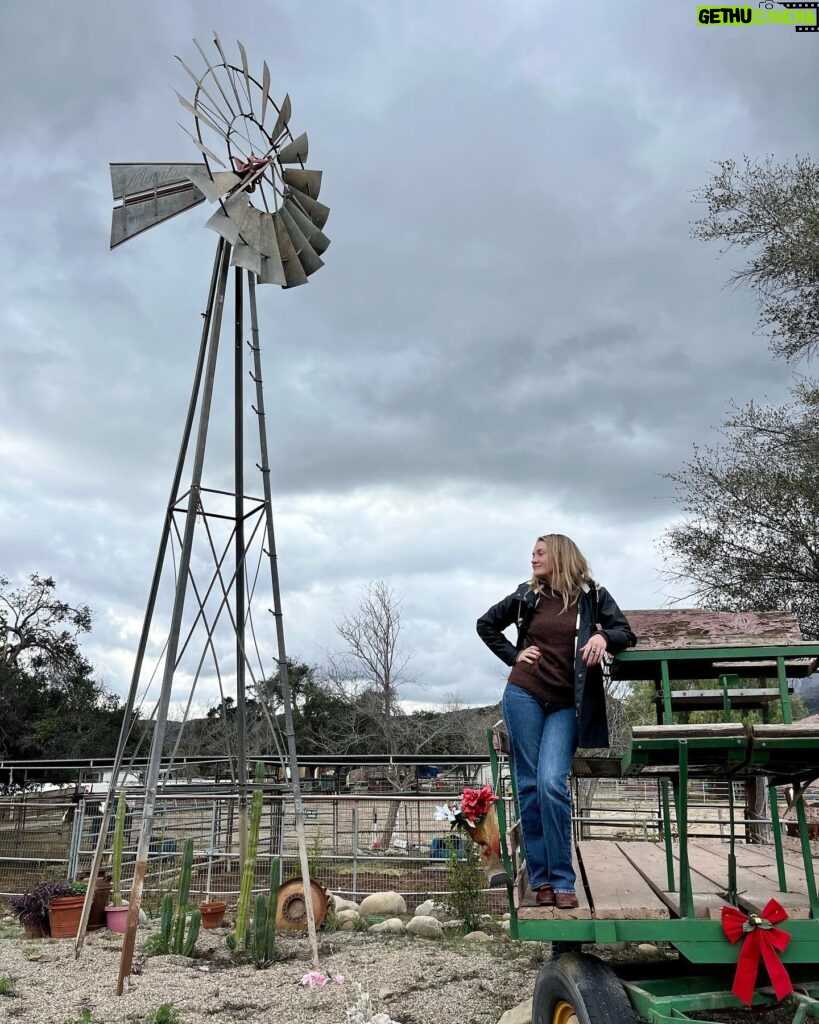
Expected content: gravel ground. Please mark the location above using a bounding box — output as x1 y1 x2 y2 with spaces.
0 919 548 1024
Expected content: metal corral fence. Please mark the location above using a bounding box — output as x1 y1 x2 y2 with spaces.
2 765 814 911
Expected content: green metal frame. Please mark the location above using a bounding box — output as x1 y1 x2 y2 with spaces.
490 637 819 1019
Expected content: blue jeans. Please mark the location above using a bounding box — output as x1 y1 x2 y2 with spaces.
502 684 578 893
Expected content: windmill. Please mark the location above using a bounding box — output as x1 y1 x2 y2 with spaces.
76 36 330 992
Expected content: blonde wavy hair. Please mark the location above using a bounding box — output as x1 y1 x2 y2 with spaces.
529 533 591 612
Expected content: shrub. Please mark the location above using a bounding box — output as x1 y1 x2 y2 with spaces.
443 835 487 931
9 880 73 930
145 1004 181 1024
0 975 16 996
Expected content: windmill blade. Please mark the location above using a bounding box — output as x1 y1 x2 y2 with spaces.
273 212 308 288
237 206 264 254
279 207 324 277
277 132 308 165
285 188 330 229
204 192 251 245
231 243 262 276
184 168 240 202
212 32 244 112
175 57 231 129
283 198 330 255
193 37 237 117
260 61 271 125
258 214 287 285
237 40 253 112
174 90 229 141
180 130 228 169
111 184 205 248
270 93 291 143
110 163 206 201
282 168 322 199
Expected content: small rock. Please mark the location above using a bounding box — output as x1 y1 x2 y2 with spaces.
414 899 447 920
499 997 533 1024
368 918 405 934
377 987 395 999
442 919 464 930
480 914 493 921
636 943 660 958
502 912 511 920
499 919 511 932
340 920 357 931
329 893 360 914
406 915 444 940
464 930 492 942
138 908 148 926
336 909 360 925
359 892 407 917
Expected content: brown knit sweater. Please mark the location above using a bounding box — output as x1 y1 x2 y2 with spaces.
507 590 576 707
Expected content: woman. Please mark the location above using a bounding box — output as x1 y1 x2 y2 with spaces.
476 534 635 909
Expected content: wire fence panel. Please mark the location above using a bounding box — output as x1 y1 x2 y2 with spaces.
4 766 815 910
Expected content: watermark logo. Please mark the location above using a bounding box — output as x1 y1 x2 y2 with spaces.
697 2 819 31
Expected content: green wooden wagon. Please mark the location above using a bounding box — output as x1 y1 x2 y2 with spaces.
488 610 819 1024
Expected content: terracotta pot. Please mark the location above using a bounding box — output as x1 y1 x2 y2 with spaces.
48 896 86 939
105 905 130 933
80 874 111 931
22 919 49 939
199 900 227 929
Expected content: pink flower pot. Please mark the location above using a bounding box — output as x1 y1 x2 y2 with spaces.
105 905 129 933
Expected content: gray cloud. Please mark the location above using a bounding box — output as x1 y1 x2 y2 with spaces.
1 0 816 711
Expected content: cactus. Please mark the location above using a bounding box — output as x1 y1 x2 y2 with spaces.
154 841 199 957
263 856 280 963
171 838 195 954
160 892 174 950
235 762 265 951
183 909 201 957
111 793 127 907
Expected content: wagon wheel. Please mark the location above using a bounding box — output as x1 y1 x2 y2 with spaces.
532 952 636 1024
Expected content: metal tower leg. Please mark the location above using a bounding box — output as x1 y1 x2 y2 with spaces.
247 272 320 969
74 238 228 959
116 240 232 994
234 266 248 874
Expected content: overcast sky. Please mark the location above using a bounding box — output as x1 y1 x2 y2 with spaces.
1 1 815 724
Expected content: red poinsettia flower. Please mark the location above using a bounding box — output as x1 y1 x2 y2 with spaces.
459 785 498 824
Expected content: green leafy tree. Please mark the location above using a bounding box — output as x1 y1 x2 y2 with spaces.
692 154 819 362
0 575 130 791
661 383 819 638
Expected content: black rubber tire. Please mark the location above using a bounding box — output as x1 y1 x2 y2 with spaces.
532 952 636 1024
550 941 582 958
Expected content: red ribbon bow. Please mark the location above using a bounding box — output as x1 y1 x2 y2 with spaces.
721 899 792 1006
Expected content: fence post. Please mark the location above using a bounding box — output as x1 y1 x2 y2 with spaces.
351 805 359 900
67 802 85 880
205 802 217 901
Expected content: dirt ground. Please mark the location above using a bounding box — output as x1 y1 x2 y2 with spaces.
0 917 549 1024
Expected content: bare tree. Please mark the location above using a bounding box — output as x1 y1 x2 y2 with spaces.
333 580 412 756
332 580 417 847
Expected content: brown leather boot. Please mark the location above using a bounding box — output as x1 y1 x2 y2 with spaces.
536 885 555 906
554 891 579 910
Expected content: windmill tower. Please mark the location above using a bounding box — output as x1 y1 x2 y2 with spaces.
76 36 330 991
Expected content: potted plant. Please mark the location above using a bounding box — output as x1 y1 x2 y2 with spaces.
198 899 227 930
105 793 129 933
9 880 72 938
49 880 88 938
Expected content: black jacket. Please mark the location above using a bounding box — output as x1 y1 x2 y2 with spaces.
476 581 636 748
